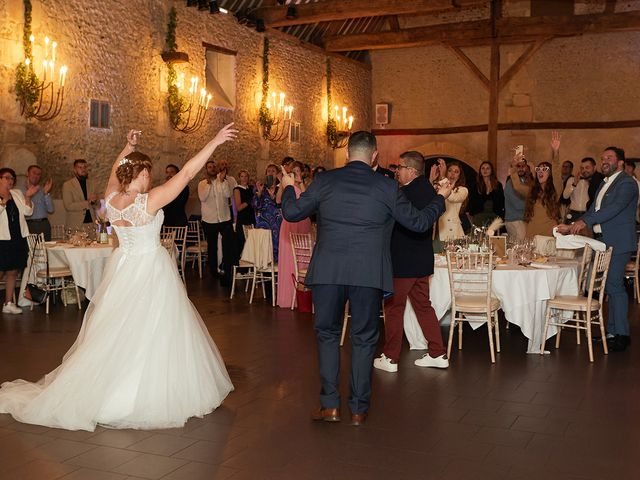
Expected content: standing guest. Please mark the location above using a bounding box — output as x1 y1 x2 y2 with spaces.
512 155 560 237
162 164 189 227
374 151 448 373
302 163 312 186
469 161 505 227
216 159 236 220
371 157 394 179
438 161 468 241
388 164 399 176
504 156 531 240
233 170 255 256
253 164 282 261
559 147 638 352
22 165 54 240
281 157 295 175
280 131 450 426
0 168 37 314
623 159 640 222
198 160 234 285
276 161 312 309
562 157 601 223
585 158 604 210
312 166 326 181
62 159 99 228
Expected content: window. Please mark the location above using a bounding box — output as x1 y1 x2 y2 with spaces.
90 100 110 129
289 122 301 143
204 44 236 110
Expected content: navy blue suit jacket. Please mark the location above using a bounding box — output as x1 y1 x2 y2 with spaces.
582 172 638 254
281 161 445 293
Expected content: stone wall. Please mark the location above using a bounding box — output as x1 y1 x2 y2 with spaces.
0 0 371 201
371 31 640 186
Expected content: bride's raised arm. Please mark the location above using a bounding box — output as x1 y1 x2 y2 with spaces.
104 130 140 198
147 122 237 213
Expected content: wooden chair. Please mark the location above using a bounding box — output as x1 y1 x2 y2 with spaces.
541 247 613 362
341 301 386 347
289 232 314 310
185 221 207 278
159 230 177 259
161 226 187 282
32 233 82 314
624 238 639 303
238 228 278 306
230 225 256 299
446 250 501 363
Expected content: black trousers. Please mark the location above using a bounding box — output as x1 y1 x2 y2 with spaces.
26 219 51 241
311 284 382 415
201 220 234 282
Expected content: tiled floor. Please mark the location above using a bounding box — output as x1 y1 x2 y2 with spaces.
1 274 639 480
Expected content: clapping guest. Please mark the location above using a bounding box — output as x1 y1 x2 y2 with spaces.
22 165 54 240
233 170 255 256
438 161 468 241
0 168 36 315
504 156 532 241
469 161 505 227
162 164 189 227
276 161 311 309
511 155 560 237
252 164 282 262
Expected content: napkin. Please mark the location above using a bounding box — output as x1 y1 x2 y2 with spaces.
552 227 606 252
529 262 559 269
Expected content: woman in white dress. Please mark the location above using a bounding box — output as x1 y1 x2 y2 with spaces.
438 161 468 241
0 124 237 431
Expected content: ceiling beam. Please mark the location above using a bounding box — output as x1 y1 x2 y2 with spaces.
325 10 640 51
256 0 485 28
446 45 490 90
498 38 549 90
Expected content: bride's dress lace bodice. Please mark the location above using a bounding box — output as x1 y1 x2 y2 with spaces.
106 192 164 255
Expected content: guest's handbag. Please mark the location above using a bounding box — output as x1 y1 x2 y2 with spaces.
22 240 48 305
292 274 313 313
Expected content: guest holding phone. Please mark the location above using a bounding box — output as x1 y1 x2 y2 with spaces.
252 164 282 261
233 170 255 255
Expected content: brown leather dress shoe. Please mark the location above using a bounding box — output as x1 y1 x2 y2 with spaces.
350 412 367 426
311 407 341 422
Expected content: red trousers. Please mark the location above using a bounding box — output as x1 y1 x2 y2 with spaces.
383 276 445 362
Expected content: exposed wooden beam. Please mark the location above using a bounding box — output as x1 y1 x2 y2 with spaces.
446 45 490 90
371 120 640 136
498 39 549 91
256 0 484 28
388 15 401 32
487 0 501 167
325 10 640 51
604 0 617 14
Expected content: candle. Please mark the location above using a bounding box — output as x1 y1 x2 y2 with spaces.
44 37 49 59
348 116 353 130
279 92 285 107
52 42 57 62
42 60 48 79
288 106 293 119
49 60 55 79
59 65 67 87
199 88 206 106
206 94 212 109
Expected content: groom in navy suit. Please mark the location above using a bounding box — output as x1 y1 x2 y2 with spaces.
280 132 451 425
561 146 639 352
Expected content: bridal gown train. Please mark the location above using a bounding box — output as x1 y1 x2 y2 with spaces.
0 193 234 431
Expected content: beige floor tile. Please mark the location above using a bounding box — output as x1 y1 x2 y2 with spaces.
45 428 100 442
30 439 98 462
4 459 78 480
86 430 155 449
112 453 188 479
161 461 237 480
0 430 55 450
65 446 141 471
60 468 129 480
171 439 239 465
128 433 197 456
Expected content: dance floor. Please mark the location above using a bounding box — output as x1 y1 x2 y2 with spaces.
1 273 639 480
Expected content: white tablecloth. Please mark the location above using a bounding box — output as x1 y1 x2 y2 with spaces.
404 258 580 353
19 242 114 305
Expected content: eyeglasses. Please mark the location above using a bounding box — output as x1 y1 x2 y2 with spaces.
0 176 16 181
396 165 413 171
535 166 550 173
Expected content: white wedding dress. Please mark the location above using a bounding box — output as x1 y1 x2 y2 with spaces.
0 193 233 431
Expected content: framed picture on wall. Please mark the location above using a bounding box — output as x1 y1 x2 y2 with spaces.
375 103 389 126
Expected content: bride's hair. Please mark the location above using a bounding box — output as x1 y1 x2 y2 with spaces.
117 151 152 192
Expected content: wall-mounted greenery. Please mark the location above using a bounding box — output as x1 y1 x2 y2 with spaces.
15 0 40 118
326 59 339 146
165 7 186 127
258 37 274 139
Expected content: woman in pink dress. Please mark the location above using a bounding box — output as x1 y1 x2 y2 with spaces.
276 161 312 308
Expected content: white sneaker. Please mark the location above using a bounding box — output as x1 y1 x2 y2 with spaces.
373 354 398 373
414 353 449 369
2 302 23 315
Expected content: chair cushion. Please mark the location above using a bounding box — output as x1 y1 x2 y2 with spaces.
185 245 206 253
548 295 600 311
37 267 72 278
238 260 254 268
454 295 500 312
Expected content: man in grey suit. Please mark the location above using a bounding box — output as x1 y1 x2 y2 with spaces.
62 159 98 228
559 146 639 352
280 132 451 425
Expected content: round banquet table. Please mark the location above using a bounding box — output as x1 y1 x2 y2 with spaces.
19 242 114 306
403 257 580 354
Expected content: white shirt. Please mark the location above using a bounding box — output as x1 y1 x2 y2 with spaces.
593 170 622 234
562 178 590 212
198 178 231 224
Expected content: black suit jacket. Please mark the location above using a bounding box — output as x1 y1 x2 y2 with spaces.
391 176 437 278
375 165 394 179
281 161 445 293
586 171 604 210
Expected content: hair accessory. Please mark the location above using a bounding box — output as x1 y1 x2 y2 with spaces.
119 157 131 166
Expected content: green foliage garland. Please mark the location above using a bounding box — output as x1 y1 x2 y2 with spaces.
165 7 185 127
258 37 274 138
15 0 40 118
326 59 339 146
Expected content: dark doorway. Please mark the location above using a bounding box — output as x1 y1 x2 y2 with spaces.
423 155 478 194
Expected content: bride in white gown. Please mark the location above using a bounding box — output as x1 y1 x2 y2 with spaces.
0 124 237 431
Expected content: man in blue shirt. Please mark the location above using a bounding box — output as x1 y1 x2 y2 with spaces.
504 157 530 241
21 165 54 240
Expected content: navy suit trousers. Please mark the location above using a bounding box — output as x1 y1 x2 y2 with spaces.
606 250 632 336
312 284 382 414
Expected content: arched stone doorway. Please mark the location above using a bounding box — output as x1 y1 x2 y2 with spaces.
423 155 478 194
